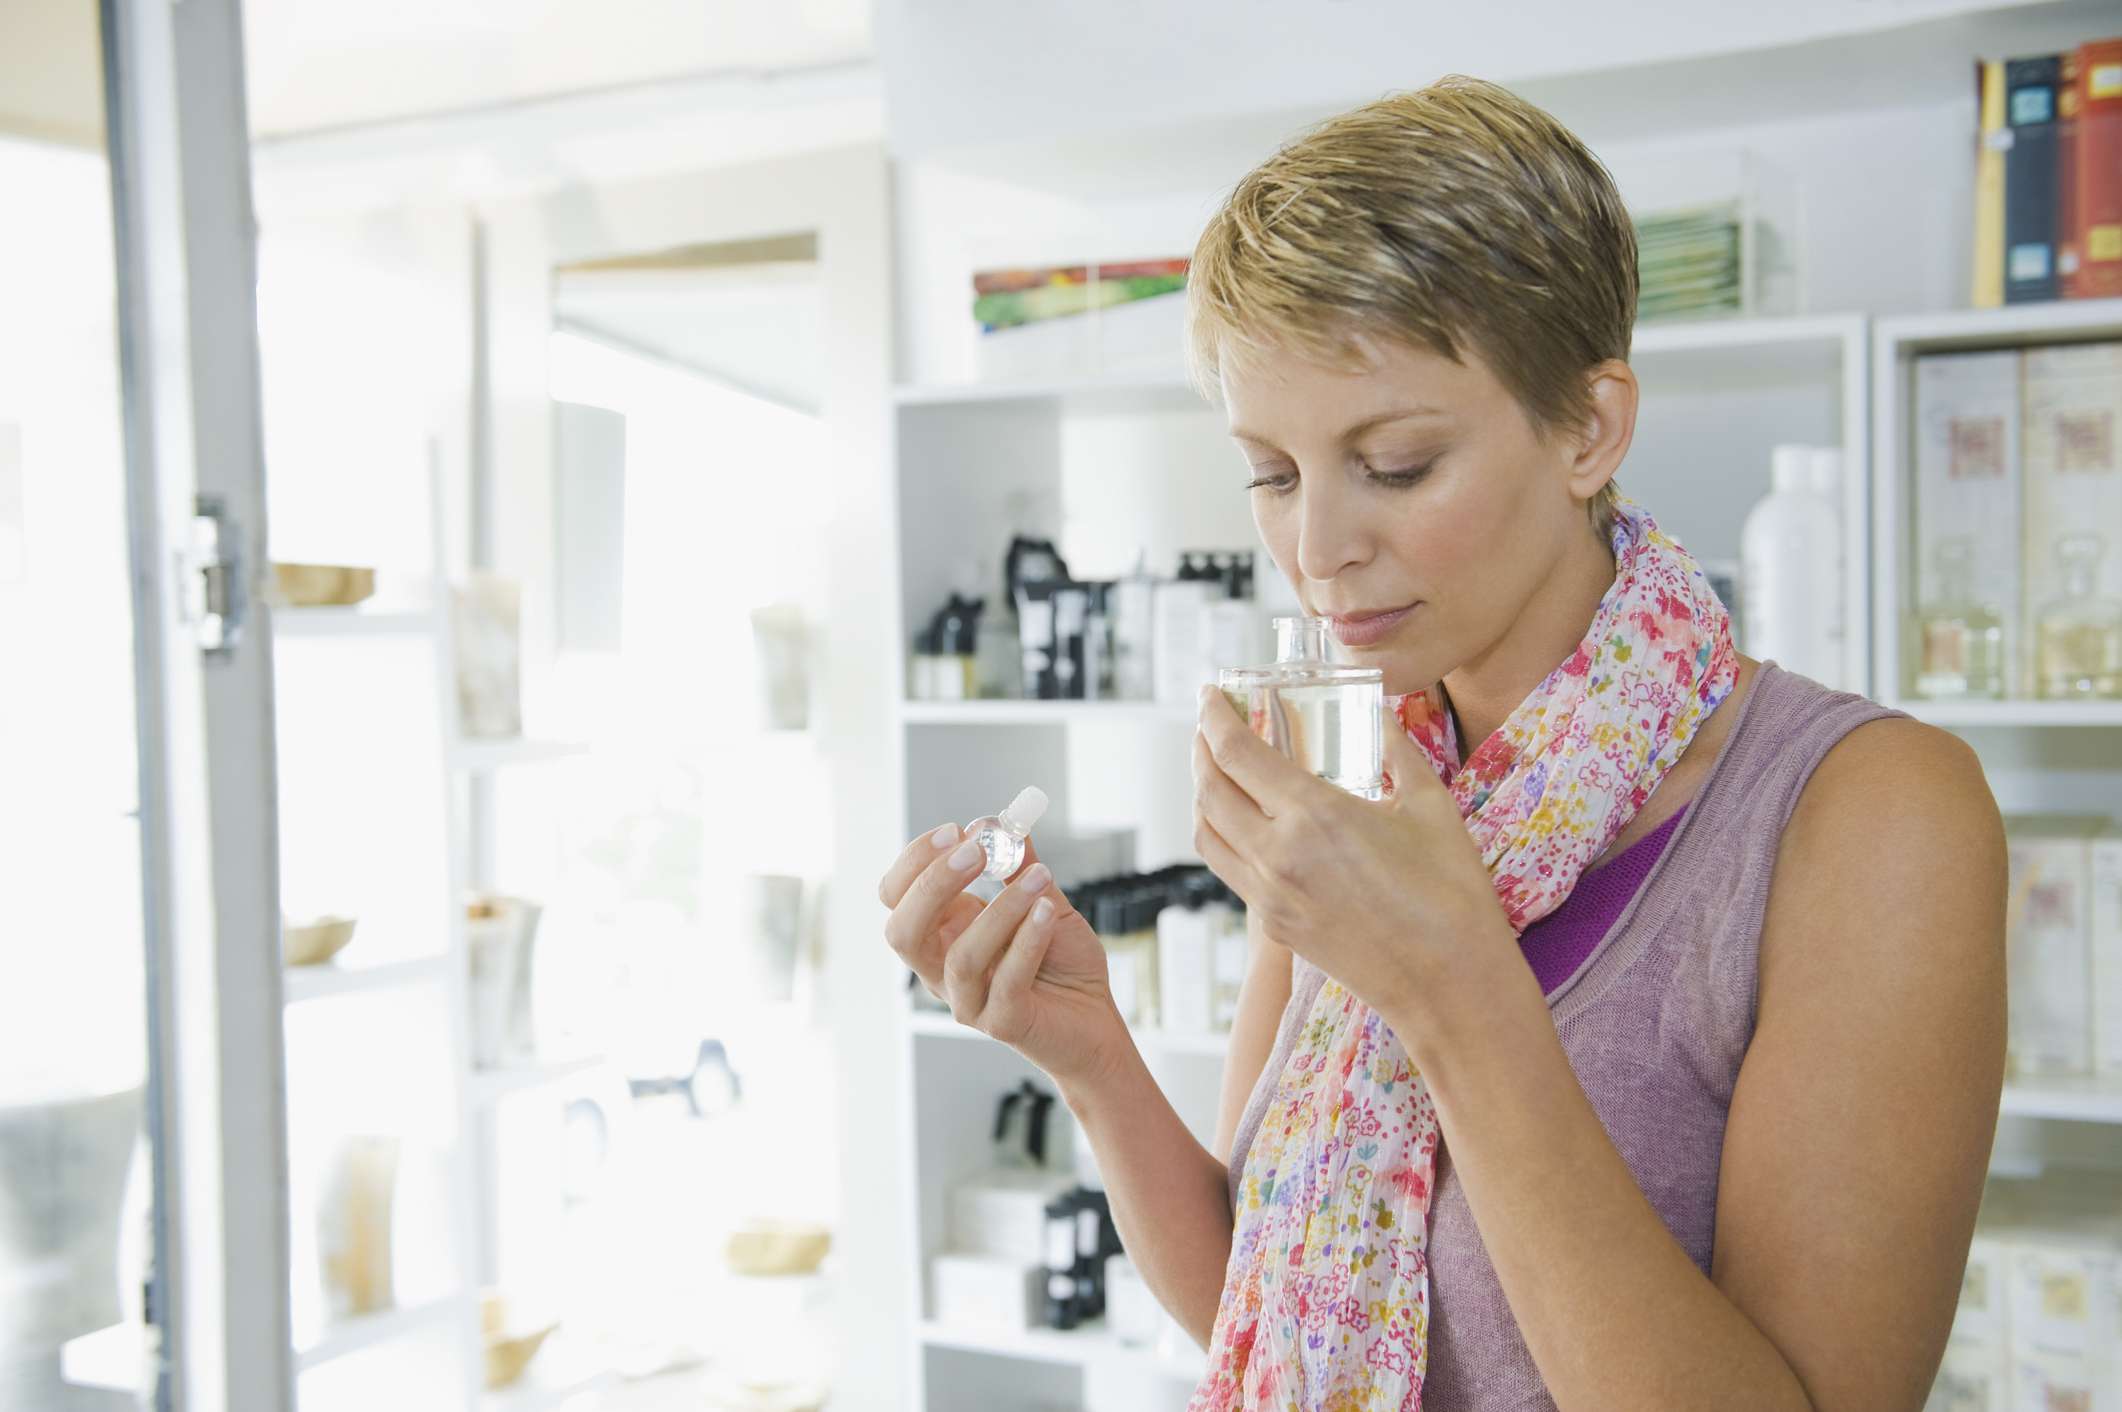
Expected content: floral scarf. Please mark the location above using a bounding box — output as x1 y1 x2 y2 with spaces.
1188 496 1739 1410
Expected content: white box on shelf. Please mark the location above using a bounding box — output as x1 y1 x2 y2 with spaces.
2005 817 2105 1077
930 1252 1045 1332
2021 343 2122 698
2093 831 2122 1077
948 1169 1075 1266
1104 1255 1162 1349
2010 1347 2113 1412
2005 1236 2122 1363
1156 904 1214 1037
1928 1340 2006 1412
1912 350 2023 698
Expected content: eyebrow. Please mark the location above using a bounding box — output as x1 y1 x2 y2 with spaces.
1228 406 1449 445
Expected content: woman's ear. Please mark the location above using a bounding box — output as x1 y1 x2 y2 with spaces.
1565 359 1638 505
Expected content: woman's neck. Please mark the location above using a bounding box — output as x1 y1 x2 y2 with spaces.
1440 530 1617 755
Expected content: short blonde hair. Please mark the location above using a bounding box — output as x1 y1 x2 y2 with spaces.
1185 75 1635 538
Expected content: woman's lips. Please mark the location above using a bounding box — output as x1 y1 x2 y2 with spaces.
1328 603 1417 647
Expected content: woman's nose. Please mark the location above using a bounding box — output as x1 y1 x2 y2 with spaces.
1294 476 1371 584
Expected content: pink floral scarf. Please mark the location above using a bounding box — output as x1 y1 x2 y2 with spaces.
1188 495 1739 1410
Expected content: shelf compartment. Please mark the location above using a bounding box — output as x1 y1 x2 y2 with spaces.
273 605 438 638
284 955 450 1006
909 1009 1227 1059
297 1296 464 1373
466 1055 604 1108
449 739 591 772
918 1317 1204 1381
901 699 1196 726
2000 1077 2122 1125
1892 700 2122 729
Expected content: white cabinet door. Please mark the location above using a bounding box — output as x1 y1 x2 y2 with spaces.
102 0 294 1407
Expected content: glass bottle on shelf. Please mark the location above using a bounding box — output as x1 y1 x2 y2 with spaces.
2034 533 2122 701
1912 536 2006 701
1217 616 1385 800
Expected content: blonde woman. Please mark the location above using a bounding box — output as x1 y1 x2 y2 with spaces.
879 76 2005 1410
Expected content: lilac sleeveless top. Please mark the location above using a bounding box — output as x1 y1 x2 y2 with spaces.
1221 663 1906 1409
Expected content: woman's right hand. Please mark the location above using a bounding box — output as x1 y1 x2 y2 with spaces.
879 823 1129 1088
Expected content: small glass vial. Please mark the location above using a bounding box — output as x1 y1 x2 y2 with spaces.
1217 616 1385 799
2034 533 2122 701
965 785 1050 885
1913 536 2006 701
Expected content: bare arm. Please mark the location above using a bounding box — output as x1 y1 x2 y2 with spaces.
1055 1042 1233 1350
1067 910 1293 1350
877 827 1238 1349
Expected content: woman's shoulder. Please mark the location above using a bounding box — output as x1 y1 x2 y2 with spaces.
1761 690 2004 975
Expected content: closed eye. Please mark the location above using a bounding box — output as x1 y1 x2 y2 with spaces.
1366 461 1435 487
1244 470 1296 494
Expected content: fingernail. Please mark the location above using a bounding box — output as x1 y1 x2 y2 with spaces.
1020 863 1051 895
948 839 982 870
1031 897 1054 924
930 823 959 849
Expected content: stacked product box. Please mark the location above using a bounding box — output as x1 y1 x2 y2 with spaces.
1912 350 2022 699
2004 815 2122 1079
1928 1172 2122 1412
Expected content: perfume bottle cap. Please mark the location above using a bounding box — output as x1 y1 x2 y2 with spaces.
1002 785 1049 833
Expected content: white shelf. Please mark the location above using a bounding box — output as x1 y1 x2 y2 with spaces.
1875 298 2122 355
273 604 437 637
918 1317 1204 1381
466 1054 604 1107
283 955 450 1005
901 698 1195 726
482 1337 622 1412
2000 1077 2122 1126
449 738 591 771
59 1321 146 1395
909 1009 1227 1059
891 312 1868 411
1893 699 2122 729
297 1297 464 1372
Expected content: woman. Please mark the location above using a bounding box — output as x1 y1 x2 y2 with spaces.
879 76 2006 1410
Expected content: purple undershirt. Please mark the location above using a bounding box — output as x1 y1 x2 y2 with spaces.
1517 804 1690 996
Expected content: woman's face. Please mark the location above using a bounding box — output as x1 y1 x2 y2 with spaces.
1221 335 1596 696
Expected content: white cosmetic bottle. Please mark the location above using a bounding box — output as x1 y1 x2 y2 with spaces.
1740 444 1843 686
964 786 1050 886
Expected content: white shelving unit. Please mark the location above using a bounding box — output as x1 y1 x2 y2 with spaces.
892 292 2122 1407
890 309 1879 1411
268 454 604 1407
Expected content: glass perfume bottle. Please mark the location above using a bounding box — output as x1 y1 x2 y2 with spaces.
965 785 1050 884
2034 533 2122 701
1913 535 2006 701
1217 616 1385 800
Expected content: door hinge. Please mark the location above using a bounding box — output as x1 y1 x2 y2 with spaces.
184 494 246 656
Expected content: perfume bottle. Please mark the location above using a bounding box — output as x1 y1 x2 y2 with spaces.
965 786 1050 885
2034 534 2122 701
1913 536 2006 701
1217 616 1385 800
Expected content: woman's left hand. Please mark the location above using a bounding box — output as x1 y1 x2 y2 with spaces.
1191 685 1516 1024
